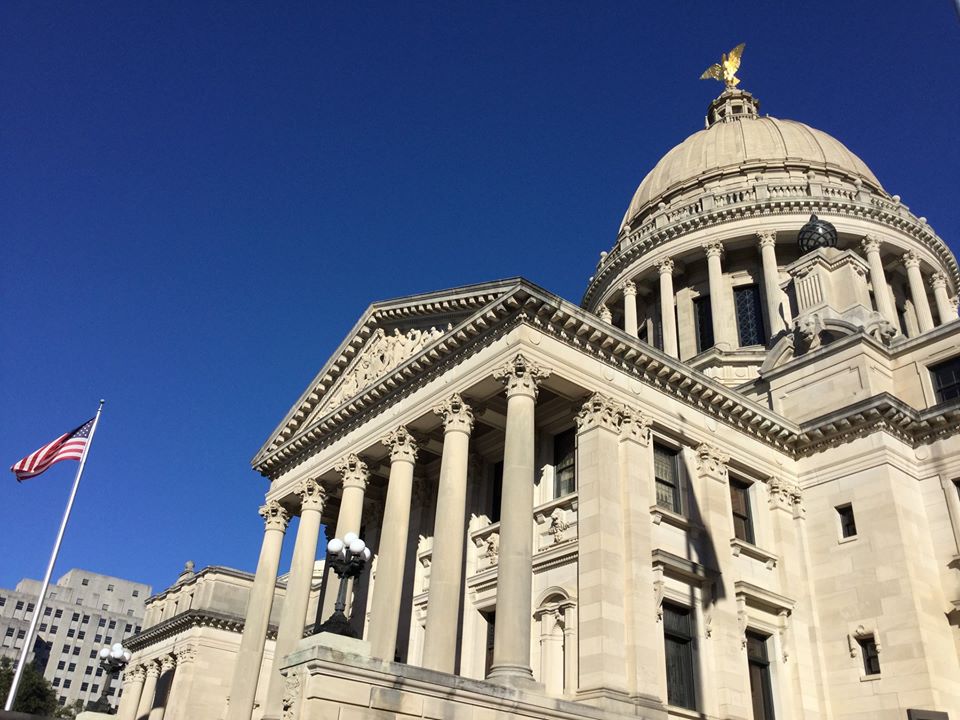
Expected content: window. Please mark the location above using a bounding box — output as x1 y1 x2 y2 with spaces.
81 682 88 692
95 667 103 677
71 612 79 622
84 667 92 675
663 603 697 709
82 615 89 624
0 597 5 606
553 428 576 497
16 630 25 639
132 591 139 598
68 662 76 672
730 480 755 543
837 504 857 538
66 629 75 638
101 604 109 611
108 621 116 629
50 625 58 633
53 678 61 687
39 624 47 632
95 635 102 644
44 608 52 616
77 631 85 640
107 585 114 592
89 651 97 659
63 680 71 689
54 609 62 618
125 624 132 633
693 295 714 352
15 601 24 611
26 603 34 612
734 284 766 347
654 444 682 513
747 632 776 720
76 599 83 605
72 646 80 655
62 644 70 653
858 636 881 675
481 610 496 678
4 628 13 638
931 356 960 403
135 626 141 633
57 661 66 670
81 579 89 586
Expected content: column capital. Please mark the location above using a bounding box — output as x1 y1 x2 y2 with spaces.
493 353 551 400
860 234 882 254
902 250 921 269
703 241 725 258
433 393 474 435
334 453 369 490
160 654 177 672
382 425 419 463
619 407 653 446
598 305 612 323
297 477 327 513
656 257 675 275
126 665 146 683
575 393 622 433
259 500 291 532
931 271 948 289
174 645 197 665
767 477 804 516
695 443 729 483
621 280 637 297
756 230 777 248
144 660 161 679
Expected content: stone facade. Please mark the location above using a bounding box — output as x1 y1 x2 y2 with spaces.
0 569 150 711
132 85 960 720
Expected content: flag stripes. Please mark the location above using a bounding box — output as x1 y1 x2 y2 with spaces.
10 418 95 481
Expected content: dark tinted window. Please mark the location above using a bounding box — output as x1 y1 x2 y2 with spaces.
932 356 960 403
735 284 766 347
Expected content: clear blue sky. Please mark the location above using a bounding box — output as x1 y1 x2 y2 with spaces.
2 2 958 595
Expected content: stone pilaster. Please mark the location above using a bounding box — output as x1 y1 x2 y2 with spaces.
656 259 679 358
903 251 934 332
136 661 160 720
369 426 419 661
117 664 145 720
622 281 639 338
757 231 787 336
931 272 955 325
264 479 327 718
423 394 476 672
226 501 290 720
488 354 549 684
860 235 898 327
164 646 197 720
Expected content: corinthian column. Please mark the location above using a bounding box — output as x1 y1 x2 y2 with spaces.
369 426 419 661
423 394 475 672
321 454 370 627
117 664 145 720
225 501 290 720
148 655 176 720
263 479 327 718
488 354 550 684
903 251 934 332
656 259 679 358
931 272 955 325
860 236 897 327
135 661 159 720
704 241 734 349
757 231 786 337
622 281 639 337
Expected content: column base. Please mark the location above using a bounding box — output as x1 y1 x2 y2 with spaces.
296 631 371 659
486 664 541 692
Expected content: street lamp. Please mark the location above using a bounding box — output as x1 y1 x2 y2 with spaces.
316 532 371 638
89 642 131 713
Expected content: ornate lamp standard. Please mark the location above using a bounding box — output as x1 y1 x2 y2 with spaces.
316 532 371 638
89 642 131 713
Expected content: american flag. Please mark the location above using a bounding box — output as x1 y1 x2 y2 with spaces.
10 418 95 482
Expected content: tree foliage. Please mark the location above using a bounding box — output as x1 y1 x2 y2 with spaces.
0 655 59 716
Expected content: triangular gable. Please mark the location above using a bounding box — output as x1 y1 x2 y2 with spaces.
252 279 525 468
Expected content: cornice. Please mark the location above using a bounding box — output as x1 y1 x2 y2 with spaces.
125 609 277 652
584 194 958 310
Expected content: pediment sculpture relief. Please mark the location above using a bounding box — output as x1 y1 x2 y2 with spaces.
327 325 448 408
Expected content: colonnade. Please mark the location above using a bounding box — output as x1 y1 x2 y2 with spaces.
224 354 551 720
610 232 956 355
116 647 194 720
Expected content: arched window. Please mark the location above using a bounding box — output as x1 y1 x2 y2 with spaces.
534 589 577 696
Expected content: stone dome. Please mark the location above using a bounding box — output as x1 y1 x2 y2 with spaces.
620 93 883 233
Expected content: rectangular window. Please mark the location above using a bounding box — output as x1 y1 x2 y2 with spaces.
95 635 102 644
553 428 577 497
747 632 776 720
84 667 92 675
44 608 52 616
68 662 76 672
54 610 63 619
931 356 960 403
57 661 65 670
663 603 697 709
39 624 47 632
81 682 88 692
77 631 85 640
82 615 89 624
837 504 858 538
50 625 58 633
26 603 34 613
107 585 114 592
53 678 60 687
693 295 714 352
72 647 80 655
0 597 5 606
734 284 766 347
132 591 139 598
71 612 79 621
66 629 75 638
15 601 24 611
858 636 881 675
654 444 682 514
63 679 71 689
81 579 89 586
730 480 755 544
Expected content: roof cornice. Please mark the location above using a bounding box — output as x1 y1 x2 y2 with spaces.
125 609 275 652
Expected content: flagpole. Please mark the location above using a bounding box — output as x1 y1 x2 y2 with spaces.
4 400 105 712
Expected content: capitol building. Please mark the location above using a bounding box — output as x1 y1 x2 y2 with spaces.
119 78 960 720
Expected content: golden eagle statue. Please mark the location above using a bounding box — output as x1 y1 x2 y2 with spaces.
700 43 746 89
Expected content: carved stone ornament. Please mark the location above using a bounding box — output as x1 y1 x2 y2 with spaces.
598 306 613 323
756 230 777 248
549 508 570 544
695 443 729 482
656 257 675 275
576 393 622 432
260 500 291 532
902 250 921 269
126 664 146 683
931 271 948 289
767 477 803 514
327 326 447 408
620 407 653 446
479 532 499 564
160 654 177 672
383 425 419 464
703 240 725 258
860 234 882 255
433 393 475 435
622 280 637 297
793 313 824 353
175 645 197 665
281 671 302 720
297 477 327 513
492 353 551 399
334 453 369 490
144 660 161 678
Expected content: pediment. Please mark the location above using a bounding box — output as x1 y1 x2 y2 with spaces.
253 279 525 468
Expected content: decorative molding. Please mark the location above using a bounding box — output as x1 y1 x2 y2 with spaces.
160 654 177 672
695 443 729 482
382 425 419 464
860 234 882 254
297 477 326 513
260 500 291 532
731 538 779 570
281 670 302 720
703 241 725 258
174 645 197 665
621 280 637 297
492 353 551 400
931 271 948 289
902 250 921 269
655 258 675 275
433 393 475 435
334 453 369 490
767 476 803 516
575 393 622 433
620 407 652 446
756 230 777 248
598 306 612 323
